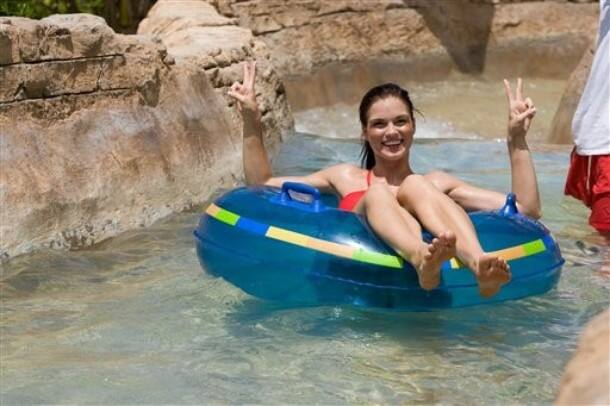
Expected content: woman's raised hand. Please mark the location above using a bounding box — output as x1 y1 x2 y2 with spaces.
228 61 258 113
503 78 537 139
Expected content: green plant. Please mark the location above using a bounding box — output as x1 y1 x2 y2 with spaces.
0 0 104 18
0 0 154 33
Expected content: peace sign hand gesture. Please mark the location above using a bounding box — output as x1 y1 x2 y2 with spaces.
228 61 259 114
503 78 536 139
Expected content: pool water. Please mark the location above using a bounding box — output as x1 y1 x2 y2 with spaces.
1 79 609 404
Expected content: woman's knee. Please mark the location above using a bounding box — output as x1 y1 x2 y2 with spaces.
398 174 444 207
362 183 395 207
399 174 435 196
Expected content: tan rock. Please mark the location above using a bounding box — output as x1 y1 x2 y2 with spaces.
158 25 252 65
1 59 104 102
0 11 292 259
0 65 239 258
40 14 118 57
138 0 292 153
556 309 610 405
138 0 234 36
218 0 597 79
0 18 24 64
548 40 595 144
0 14 119 65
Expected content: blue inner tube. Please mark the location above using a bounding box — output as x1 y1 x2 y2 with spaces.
194 182 564 310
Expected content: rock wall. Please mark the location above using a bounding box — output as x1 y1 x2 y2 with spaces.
0 11 291 259
208 0 598 110
137 0 292 143
555 309 610 405
548 39 596 144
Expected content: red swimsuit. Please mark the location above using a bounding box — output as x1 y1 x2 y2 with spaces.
338 170 372 211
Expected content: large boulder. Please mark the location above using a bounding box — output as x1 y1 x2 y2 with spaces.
138 0 292 158
0 11 292 259
547 40 595 144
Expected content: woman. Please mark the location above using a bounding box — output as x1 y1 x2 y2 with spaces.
228 61 540 298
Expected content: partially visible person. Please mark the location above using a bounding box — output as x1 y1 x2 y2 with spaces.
565 0 610 233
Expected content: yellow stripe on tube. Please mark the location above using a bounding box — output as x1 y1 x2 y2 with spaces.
205 202 548 271
205 203 220 216
307 238 356 259
266 227 310 247
491 245 527 262
449 240 541 269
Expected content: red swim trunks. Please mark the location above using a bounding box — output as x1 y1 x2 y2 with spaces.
565 149 610 233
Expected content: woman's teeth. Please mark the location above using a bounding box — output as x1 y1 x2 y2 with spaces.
382 139 403 146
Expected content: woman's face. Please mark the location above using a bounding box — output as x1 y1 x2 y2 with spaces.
363 96 415 163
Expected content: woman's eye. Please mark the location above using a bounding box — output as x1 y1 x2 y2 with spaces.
373 122 385 128
395 120 407 126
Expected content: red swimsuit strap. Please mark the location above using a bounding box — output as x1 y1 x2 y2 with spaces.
337 170 373 211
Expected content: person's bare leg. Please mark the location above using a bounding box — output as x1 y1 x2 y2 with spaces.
397 175 511 297
355 184 456 290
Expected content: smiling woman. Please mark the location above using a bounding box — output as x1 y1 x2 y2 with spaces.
228 61 541 300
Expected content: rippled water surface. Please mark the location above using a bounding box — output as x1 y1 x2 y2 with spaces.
2 79 609 405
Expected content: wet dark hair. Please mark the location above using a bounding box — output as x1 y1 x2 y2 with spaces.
358 83 416 169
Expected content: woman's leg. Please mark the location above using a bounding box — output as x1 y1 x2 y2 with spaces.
355 184 456 290
396 175 511 297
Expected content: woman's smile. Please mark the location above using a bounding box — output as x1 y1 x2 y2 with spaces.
381 138 404 146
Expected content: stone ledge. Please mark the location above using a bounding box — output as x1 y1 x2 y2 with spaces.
160 25 254 68
0 14 119 65
0 89 134 120
1 55 122 102
0 5 293 260
0 15 172 107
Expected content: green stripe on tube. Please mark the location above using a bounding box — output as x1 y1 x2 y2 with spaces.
215 208 240 225
522 239 545 255
352 249 403 269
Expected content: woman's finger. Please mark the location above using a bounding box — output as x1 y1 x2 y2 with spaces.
503 79 514 103
227 89 246 103
242 62 250 86
515 106 536 122
246 60 256 90
525 97 533 109
244 62 252 88
516 78 523 101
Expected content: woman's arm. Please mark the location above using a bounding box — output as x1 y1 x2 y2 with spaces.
228 61 272 185
426 79 541 219
503 78 541 218
228 61 338 193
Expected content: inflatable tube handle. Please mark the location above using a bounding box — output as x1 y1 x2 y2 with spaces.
500 193 519 216
280 182 322 211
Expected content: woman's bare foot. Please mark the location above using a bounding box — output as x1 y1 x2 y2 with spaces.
475 255 511 297
415 231 457 290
